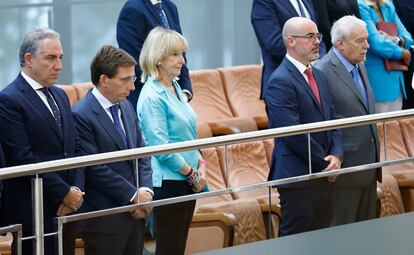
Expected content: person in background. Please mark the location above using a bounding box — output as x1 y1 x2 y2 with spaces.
117 0 193 109
393 0 414 109
72 45 153 255
137 27 207 255
315 15 381 226
0 27 84 255
251 0 326 100
358 0 413 112
265 17 343 236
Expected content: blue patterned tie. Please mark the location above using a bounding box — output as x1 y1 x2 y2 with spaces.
40 87 62 137
351 67 368 108
110 104 128 149
154 2 170 29
296 0 306 17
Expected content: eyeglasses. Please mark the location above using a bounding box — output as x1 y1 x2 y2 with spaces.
291 33 323 42
115 75 137 84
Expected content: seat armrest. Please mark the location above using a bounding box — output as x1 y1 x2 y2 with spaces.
253 115 268 130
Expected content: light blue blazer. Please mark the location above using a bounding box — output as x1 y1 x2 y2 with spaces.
137 76 199 187
358 0 414 102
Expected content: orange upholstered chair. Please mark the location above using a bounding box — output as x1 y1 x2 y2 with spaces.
218 65 268 129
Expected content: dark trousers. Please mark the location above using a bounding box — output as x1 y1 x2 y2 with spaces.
82 213 145 255
153 180 196 255
278 180 334 236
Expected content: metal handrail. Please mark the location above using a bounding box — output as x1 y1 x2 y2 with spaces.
0 109 413 180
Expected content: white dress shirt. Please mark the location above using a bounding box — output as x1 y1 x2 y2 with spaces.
289 0 311 19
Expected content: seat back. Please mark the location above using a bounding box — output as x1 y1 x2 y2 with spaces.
73 82 94 102
189 69 234 123
56 85 78 106
398 118 414 157
217 65 265 118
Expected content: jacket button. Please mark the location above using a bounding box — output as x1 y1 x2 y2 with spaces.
370 138 374 143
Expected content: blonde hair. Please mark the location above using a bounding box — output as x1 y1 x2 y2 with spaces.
139 27 188 83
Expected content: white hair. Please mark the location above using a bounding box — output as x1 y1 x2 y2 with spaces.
331 15 366 46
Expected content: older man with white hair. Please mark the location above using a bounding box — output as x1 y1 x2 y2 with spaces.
315 15 381 226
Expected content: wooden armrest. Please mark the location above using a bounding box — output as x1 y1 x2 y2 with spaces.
259 203 281 219
191 212 238 248
192 212 238 226
208 124 240 135
397 179 414 189
253 115 268 130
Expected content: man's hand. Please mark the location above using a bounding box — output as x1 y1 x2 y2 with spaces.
63 187 84 211
56 203 74 216
130 190 153 219
323 155 342 182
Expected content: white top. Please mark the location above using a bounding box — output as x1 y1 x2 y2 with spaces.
286 53 310 83
150 0 161 5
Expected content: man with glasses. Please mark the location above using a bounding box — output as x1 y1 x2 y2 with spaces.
265 17 343 236
72 45 153 255
315 16 380 226
251 0 326 99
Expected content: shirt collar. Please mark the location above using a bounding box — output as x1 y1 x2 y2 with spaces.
92 86 115 110
21 70 47 91
286 53 309 74
333 47 358 72
150 0 161 5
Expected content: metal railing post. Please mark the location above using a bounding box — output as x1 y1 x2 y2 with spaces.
32 177 44 255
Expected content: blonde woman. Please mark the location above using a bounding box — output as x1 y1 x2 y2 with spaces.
137 27 207 255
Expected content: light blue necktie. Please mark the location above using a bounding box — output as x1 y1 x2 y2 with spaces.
154 2 170 29
296 0 306 17
351 67 368 108
110 104 128 149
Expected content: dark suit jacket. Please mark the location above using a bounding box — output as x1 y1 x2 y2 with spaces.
0 73 84 235
251 0 326 99
315 49 381 187
394 0 414 36
72 91 152 233
265 57 343 187
117 0 192 109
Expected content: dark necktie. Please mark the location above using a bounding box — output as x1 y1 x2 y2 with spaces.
304 68 321 104
154 2 170 29
110 104 128 149
296 0 306 17
351 67 368 107
40 87 63 137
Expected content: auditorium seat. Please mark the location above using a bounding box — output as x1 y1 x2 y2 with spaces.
56 84 78 106
218 65 268 129
377 121 414 212
379 174 405 217
73 82 94 102
189 69 258 135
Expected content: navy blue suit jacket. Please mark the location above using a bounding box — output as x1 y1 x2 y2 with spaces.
264 57 343 187
251 0 326 99
0 73 84 234
73 91 152 227
117 0 192 109
394 0 414 36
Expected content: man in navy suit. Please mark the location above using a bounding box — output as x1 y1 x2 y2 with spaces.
265 17 343 236
251 0 326 99
72 45 153 255
117 0 192 109
0 28 84 254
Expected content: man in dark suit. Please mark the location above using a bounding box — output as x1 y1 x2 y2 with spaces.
265 17 343 236
394 0 414 109
315 16 381 225
116 0 192 108
72 45 153 255
251 0 326 99
0 28 84 254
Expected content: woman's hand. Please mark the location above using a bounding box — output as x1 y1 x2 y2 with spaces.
192 159 207 192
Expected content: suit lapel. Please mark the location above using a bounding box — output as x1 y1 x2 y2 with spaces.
17 76 63 142
119 102 135 149
302 0 316 21
359 63 376 114
284 58 323 113
329 51 369 112
278 0 299 17
88 92 126 150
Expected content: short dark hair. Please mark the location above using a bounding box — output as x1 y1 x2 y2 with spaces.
90 45 136 86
